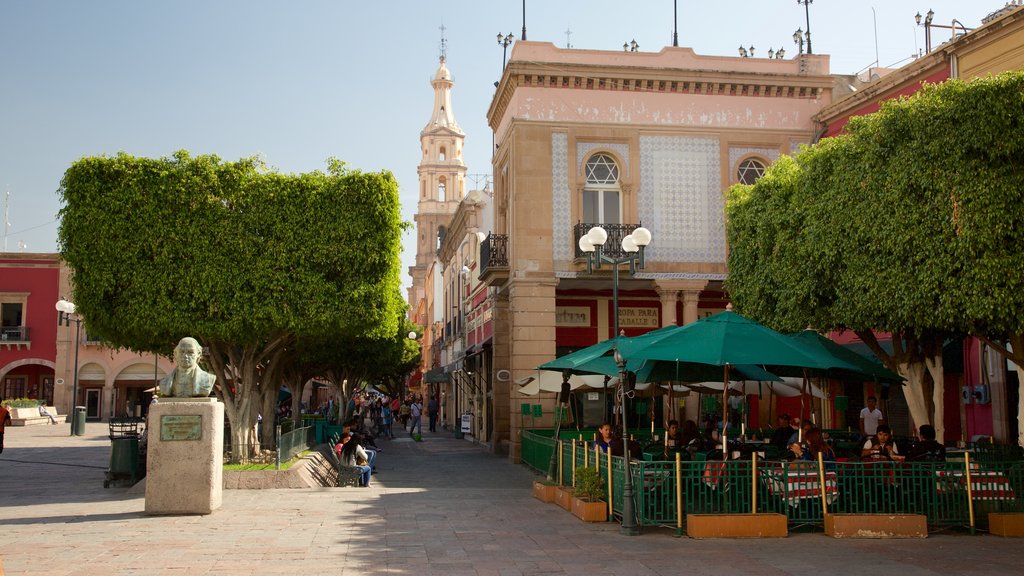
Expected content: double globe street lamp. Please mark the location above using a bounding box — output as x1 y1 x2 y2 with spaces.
578 225 652 536
55 298 83 436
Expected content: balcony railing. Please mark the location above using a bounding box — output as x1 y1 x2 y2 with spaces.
573 222 641 259
479 233 509 279
0 326 30 342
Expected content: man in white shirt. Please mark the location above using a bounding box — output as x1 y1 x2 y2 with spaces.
859 395 884 437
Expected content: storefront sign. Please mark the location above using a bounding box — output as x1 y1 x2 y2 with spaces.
556 306 590 327
619 307 659 328
160 415 203 441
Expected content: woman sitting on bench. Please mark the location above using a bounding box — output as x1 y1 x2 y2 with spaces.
337 433 373 487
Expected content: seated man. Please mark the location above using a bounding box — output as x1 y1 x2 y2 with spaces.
769 414 792 451
38 404 57 425
906 424 946 462
861 424 901 461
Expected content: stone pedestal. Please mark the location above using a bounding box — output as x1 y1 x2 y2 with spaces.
145 398 223 515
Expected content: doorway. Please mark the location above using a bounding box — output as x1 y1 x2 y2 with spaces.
85 389 101 420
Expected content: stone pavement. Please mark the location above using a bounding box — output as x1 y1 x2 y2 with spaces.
1 422 1023 576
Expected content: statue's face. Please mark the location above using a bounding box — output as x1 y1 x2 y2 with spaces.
176 343 201 369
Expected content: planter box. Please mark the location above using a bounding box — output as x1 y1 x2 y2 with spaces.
824 514 927 538
554 486 573 511
686 513 787 538
532 481 556 503
571 497 608 522
989 513 1024 537
10 407 39 419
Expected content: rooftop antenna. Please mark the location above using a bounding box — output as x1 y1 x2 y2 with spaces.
872 7 880 69
3 189 9 252
565 27 572 48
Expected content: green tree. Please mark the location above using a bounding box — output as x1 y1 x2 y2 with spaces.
59 152 405 460
729 71 1024 445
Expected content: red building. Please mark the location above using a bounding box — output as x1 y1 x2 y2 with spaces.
0 253 60 405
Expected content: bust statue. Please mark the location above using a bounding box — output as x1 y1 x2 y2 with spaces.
158 337 216 398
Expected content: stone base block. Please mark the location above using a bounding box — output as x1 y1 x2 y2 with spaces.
686 513 788 538
824 514 927 538
989 513 1024 537
145 398 223 515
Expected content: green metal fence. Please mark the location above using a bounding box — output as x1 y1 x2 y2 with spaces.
276 425 313 469
522 431 1024 533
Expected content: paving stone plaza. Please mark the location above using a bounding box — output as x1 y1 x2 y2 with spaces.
1 423 1023 575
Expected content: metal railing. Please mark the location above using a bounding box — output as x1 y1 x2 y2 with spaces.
480 233 509 277
276 425 314 469
573 223 640 259
0 326 30 342
524 432 1024 533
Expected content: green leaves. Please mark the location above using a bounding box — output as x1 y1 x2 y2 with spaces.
58 151 405 355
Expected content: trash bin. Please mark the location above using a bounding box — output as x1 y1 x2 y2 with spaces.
105 417 145 488
72 406 87 436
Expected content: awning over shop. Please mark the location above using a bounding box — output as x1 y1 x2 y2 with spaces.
424 367 450 384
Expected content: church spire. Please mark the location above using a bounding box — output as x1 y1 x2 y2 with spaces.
424 24 462 134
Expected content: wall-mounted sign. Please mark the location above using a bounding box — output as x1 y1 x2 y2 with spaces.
160 415 203 441
556 306 591 327
619 307 659 328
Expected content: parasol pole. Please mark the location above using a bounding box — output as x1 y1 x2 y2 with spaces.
799 369 809 443
723 364 730 459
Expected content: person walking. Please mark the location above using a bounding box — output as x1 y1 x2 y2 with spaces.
0 397 11 454
427 396 439 433
381 399 394 439
408 398 423 436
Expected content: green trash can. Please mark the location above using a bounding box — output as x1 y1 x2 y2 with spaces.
105 436 140 488
72 406 87 436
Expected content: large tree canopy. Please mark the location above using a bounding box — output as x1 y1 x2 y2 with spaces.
59 151 406 457
727 71 1024 445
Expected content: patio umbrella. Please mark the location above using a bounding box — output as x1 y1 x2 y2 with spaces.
515 372 617 396
617 311 830 456
786 330 904 384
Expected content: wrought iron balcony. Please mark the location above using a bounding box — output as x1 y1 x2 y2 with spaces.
479 233 509 283
573 223 641 259
0 326 30 342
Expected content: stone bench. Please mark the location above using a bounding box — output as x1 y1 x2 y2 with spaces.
7 406 61 426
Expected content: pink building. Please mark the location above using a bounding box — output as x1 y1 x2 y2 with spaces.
1 252 173 419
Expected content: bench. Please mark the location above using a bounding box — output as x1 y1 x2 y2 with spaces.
7 406 61 426
321 443 363 487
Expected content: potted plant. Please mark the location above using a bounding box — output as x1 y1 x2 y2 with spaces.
532 478 558 503
571 466 608 522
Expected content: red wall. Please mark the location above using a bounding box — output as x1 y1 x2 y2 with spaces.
0 256 60 367
824 66 951 138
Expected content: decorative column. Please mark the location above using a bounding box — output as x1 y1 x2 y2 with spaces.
655 287 679 327
652 279 708 326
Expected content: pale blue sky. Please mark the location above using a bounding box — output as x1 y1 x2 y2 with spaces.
0 0 987 298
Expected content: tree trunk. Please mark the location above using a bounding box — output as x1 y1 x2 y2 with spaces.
260 389 277 451
924 350 945 443
205 334 291 463
859 330 935 438
980 334 1024 448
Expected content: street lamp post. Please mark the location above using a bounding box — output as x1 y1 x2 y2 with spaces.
793 28 805 55
797 0 813 54
578 225 652 537
497 33 514 70
55 298 82 436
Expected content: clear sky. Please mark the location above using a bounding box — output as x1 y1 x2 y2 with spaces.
0 0 993 299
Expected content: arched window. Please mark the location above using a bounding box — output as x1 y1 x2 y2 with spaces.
582 153 621 224
438 176 447 201
439 146 447 161
737 158 767 185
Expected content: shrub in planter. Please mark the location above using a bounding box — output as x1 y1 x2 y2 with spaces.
1 398 40 408
532 479 557 503
571 466 608 522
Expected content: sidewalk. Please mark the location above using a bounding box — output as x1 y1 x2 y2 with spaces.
1 423 1023 575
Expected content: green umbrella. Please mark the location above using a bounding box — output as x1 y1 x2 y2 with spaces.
786 330 904 384
617 311 831 454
